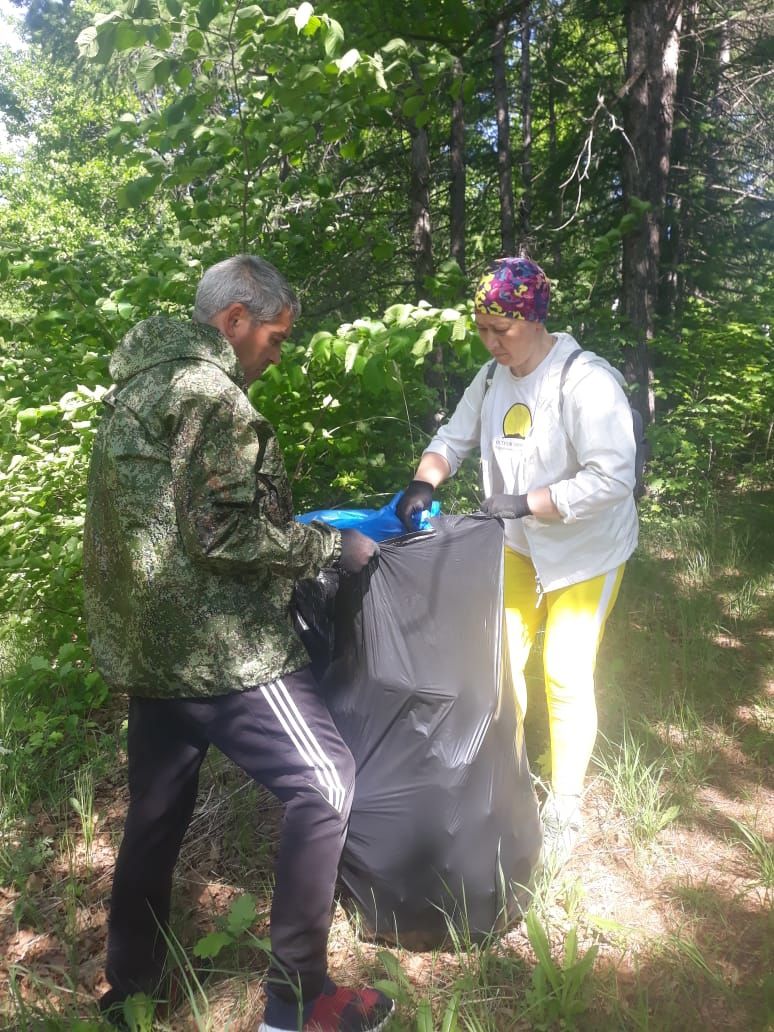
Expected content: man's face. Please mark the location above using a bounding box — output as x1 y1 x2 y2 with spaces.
228 305 294 385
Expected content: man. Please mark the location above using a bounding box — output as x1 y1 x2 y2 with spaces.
83 255 394 1032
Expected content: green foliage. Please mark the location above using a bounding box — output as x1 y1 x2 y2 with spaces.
595 728 681 849
524 909 599 1030
119 993 155 1032
71 0 463 314
192 892 269 960
0 343 107 809
728 818 774 893
253 298 482 509
0 0 770 839
648 303 774 498
0 253 483 823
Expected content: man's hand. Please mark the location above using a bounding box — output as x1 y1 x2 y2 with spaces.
480 493 532 519
395 480 434 531
338 529 380 574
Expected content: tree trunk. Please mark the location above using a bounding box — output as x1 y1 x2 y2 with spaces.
518 0 532 251
409 122 433 295
493 15 516 256
661 0 700 317
449 56 466 272
545 21 562 271
621 0 683 423
408 80 439 431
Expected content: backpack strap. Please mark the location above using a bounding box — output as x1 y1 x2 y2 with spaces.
558 348 586 416
559 347 648 499
483 358 498 396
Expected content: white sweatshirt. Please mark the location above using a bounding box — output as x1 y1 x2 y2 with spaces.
424 333 639 592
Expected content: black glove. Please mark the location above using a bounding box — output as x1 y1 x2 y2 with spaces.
395 479 434 531
338 529 380 574
481 493 532 519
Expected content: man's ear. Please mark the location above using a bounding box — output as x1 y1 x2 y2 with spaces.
218 303 247 341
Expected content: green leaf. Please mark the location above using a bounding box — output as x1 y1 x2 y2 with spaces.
197 0 221 30
303 14 322 36
135 50 165 92
377 949 411 988
192 931 232 959
411 327 436 357
402 94 424 119
451 316 468 341
416 999 433 1032
323 17 344 57
526 909 561 991
165 94 197 125
187 28 205 51
339 138 361 159
370 979 400 997
122 993 155 1032
76 26 99 59
226 893 257 936
372 242 394 261
154 25 173 50
336 48 359 73
117 175 159 209
295 2 314 30
175 64 193 88
344 341 360 373
440 993 460 1032
297 63 324 85
381 37 407 54
153 59 172 86
114 23 143 52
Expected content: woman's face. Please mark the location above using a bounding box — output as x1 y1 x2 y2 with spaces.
474 312 547 372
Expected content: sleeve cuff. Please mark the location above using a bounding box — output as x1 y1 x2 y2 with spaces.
423 441 461 477
549 482 578 523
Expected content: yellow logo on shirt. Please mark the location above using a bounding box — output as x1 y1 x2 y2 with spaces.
502 403 532 440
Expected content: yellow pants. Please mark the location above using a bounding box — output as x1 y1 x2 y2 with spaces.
504 548 625 796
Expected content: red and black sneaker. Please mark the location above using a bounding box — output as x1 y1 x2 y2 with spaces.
259 979 395 1032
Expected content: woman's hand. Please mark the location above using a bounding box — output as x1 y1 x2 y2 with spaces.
480 493 532 519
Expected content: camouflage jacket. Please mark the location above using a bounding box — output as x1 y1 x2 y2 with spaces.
83 317 341 698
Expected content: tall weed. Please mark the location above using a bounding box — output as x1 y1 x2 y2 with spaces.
595 729 680 849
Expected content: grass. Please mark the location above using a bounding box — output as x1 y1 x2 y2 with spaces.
728 818 774 893
593 728 681 850
1 488 773 1030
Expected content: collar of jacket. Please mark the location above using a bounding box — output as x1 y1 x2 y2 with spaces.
109 316 246 391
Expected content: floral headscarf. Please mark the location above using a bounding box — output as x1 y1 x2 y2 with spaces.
474 258 550 322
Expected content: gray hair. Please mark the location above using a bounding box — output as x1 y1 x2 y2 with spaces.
193 255 301 324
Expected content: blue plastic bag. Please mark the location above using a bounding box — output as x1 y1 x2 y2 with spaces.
296 491 440 543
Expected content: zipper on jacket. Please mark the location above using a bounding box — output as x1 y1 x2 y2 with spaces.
535 571 545 608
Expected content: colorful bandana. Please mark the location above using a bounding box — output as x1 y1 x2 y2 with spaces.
474 258 550 322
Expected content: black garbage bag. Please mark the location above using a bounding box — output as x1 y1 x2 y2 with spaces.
314 514 541 950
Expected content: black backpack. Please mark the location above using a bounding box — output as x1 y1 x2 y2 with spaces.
484 350 648 500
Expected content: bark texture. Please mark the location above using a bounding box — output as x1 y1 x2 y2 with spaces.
450 56 466 271
621 0 683 422
409 122 433 293
493 15 516 256
519 0 532 250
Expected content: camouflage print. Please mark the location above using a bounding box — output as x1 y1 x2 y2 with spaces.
83 316 342 699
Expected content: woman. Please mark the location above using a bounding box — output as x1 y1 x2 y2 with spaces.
396 257 639 868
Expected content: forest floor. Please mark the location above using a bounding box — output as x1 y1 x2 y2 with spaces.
1 490 772 1031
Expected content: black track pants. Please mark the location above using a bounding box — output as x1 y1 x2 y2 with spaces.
105 667 355 1005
